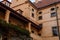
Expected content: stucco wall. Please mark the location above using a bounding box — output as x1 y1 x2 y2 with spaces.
11 1 38 24
36 3 60 40
10 0 60 40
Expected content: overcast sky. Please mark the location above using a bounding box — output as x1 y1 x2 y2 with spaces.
0 0 34 2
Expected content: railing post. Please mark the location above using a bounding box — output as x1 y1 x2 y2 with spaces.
5 10 10 23
28 23 31 32
0 34 2 40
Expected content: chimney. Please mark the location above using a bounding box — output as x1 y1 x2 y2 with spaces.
35 0 42 3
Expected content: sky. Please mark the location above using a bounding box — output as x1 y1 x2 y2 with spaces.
0 0 35 2
8 0 11 2
30 0 35 2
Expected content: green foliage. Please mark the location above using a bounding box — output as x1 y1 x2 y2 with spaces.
0 19 30 37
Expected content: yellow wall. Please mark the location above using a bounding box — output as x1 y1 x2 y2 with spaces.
11 0 60 40
11 0 28 7
11 0 38 24
36 3 60 40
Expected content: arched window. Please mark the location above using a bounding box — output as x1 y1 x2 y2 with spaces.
51 8 55 11
32 13 34 18
32 9 34 12
52 27 58 36
51 12 56 17
39 12 42 14
38 16 42 20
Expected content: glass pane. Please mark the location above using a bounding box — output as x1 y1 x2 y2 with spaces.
6 2 10 7
52 27 58 36
51 12 56 17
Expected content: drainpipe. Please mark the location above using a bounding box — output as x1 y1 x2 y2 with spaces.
55 4 60 40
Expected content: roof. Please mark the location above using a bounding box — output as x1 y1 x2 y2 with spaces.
11 0 60 10
34 0 60 9
0 2 42 30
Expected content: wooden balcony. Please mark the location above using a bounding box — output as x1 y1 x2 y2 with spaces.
0 2 42 30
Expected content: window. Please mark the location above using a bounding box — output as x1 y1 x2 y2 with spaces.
57 7 59 9
17 9 22 14
31 31 34 33
38 34 41 36
5 2 10 7
38 16 42 20
39 24 42 27
51 12 56 17
51 8 55 11
32 9 34 12
52 27 58 36
39 12 42 14
32 13 34 18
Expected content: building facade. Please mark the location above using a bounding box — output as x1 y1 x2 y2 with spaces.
0 0 41 40
0 0 60 40
11 0 60 40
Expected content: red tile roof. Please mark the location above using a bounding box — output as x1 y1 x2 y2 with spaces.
34 0 60 9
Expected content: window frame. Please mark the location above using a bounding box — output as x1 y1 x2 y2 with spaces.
52 26 58 36
39 12 42 14
51 12 56 17
16 9 22 14
31 31 34 33
32 13 34 18
39 24 42 27
32 9 34 12
5 2 10 7
38 16 42 20
51 8 55 11
38 34 41 36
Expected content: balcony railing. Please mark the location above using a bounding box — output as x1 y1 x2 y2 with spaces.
0 1 11 7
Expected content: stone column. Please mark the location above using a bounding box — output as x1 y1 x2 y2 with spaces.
5 10 10 23
28 23 31 32
0 35 2 40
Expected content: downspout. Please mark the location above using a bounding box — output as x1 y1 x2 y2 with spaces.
55 4 60 40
